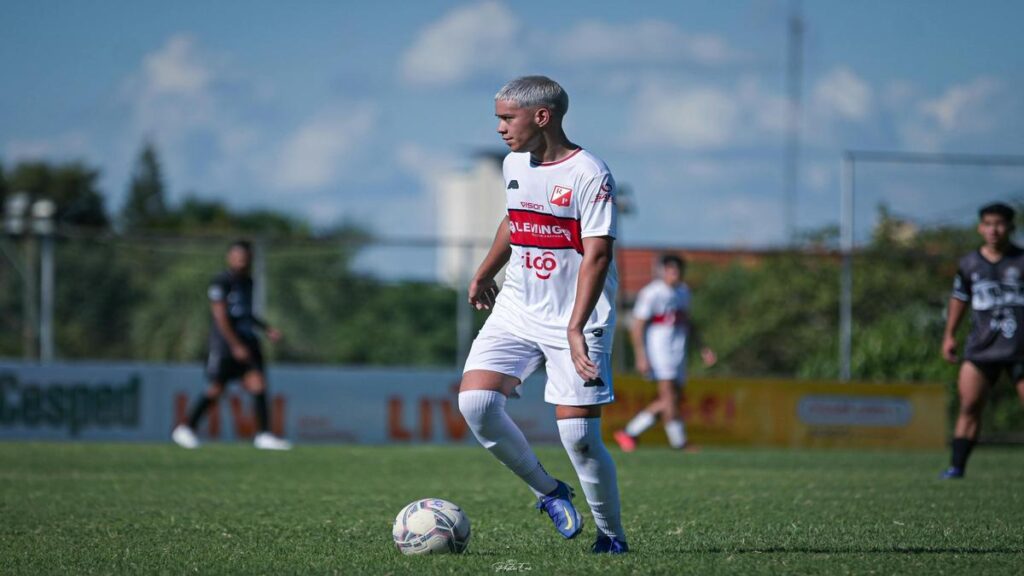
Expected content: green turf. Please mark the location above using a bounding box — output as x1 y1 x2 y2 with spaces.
1 442 1022 575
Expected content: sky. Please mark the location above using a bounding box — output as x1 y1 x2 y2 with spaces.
3 0 1024 249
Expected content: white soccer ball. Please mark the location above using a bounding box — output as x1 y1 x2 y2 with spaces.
392 498 471 555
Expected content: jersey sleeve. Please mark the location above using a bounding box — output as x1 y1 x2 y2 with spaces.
951 265 970 302
678 286 693 311
208 276 228 303
578 171 617 239
633 287 653 321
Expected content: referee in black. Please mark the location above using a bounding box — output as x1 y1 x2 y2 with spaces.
173 240 292 450
941 202 1024 478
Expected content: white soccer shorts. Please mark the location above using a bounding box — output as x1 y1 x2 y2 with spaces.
649 354 686 383
463 320 614 407
646 336 687 383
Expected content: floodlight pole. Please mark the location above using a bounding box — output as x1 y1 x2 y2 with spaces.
839 153 854 382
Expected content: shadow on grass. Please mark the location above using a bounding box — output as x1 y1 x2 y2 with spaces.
678 547 1021 555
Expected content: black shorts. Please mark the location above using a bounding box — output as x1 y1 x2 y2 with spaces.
205 342 264 383
966 360 1024 385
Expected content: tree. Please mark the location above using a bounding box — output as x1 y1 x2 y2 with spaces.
121 142 168 232
5 161 109 228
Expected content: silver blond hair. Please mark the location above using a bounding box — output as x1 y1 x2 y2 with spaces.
495 75 569 118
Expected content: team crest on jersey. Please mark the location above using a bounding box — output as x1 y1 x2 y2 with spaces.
550 185 573 207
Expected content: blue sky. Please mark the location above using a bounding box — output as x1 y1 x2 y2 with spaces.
3 0 1023 248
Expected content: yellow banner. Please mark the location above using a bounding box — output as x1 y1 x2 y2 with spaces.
604 376 947 450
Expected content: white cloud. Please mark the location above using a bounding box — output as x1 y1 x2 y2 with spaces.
631 84 739 149
142 35 211 98
400 0 521 87
272 105 378 190
556 19 740 66
897 76 1003 151
629 78 786 150
920 76 999 131
5 132 91 163
813 67 872 121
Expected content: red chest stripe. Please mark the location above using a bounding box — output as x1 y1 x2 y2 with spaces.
649 313 680 326
508 209 583 254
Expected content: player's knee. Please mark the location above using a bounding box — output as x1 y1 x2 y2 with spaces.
205 384 224 398
558 424 598 455
959 401 983 417
458 390 502 429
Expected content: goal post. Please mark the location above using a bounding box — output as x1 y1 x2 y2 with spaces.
839 149 1024 381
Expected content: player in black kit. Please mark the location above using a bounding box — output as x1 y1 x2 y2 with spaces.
941 202 1024 478
172 240 292 450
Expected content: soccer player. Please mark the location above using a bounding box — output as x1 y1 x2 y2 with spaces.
614 254 716 452
941 202 1024 478
458 76 628 553
172 240 292 451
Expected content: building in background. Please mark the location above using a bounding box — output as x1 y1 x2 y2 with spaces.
436 152 507 287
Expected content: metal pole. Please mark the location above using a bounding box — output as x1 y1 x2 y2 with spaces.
783 0 803 244
23 235 38 361
839 154 854 381
39 233 55 362
253 238 267 318
455 242 473 369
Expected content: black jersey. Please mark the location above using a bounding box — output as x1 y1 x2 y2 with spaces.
207 271 260 348
953 245 1024 362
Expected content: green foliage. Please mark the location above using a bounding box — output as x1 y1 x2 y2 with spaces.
2 444 1023 575
121 142 168 232
5 161 108 228
692 207 979 382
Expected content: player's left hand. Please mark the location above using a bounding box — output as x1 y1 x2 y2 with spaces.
701 347 717 367
266 327 283 343
568 328 599 380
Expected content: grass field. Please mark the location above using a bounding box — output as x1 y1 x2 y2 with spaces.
1 442 1022 575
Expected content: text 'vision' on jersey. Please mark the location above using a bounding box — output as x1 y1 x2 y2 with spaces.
492 148 618 351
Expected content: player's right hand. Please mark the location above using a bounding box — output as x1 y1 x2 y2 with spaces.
468 277 499 310
941 335 958 364
231 343 252 363
635 355 650 376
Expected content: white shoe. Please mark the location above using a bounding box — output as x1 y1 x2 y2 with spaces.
254 432 292 451
172 424 200 449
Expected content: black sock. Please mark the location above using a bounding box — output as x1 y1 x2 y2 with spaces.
951 437 976 470
254 392 269 433
187 395 214 429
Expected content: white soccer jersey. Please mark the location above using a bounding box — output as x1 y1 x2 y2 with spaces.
633 279 691 377
489 148 618 352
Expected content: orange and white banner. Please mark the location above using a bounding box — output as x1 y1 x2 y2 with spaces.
603 376 948 450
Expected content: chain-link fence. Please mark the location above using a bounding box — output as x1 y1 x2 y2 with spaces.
0 232 493 368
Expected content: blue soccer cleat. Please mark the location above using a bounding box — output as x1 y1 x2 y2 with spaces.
592 533 630 554
940 466 964 479
536 480 584 539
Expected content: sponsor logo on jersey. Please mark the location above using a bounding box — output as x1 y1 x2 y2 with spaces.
523 250 558 280
507 180 519 190
520 201 545 211
508 209 584 253
592 191 615 204
550 185 573 207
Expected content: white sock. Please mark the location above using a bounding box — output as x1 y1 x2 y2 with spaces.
557 418 626 541
459 390 558 497
665 419 687 448
624 411 656 437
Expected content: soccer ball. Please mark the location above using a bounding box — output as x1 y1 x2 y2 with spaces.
392 498 471 555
